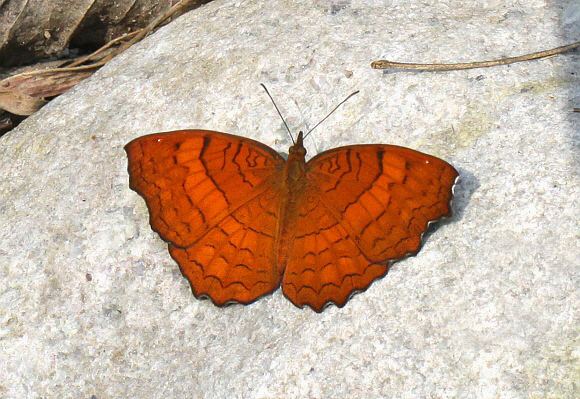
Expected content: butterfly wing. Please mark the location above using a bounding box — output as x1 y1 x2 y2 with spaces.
281 188 388 312
169 185 284 305
282 145 458 311
125 130 286 305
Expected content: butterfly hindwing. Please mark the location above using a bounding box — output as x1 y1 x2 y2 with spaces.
281 184 387 312
169 185 283 305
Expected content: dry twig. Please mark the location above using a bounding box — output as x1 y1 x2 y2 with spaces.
371 41 580 71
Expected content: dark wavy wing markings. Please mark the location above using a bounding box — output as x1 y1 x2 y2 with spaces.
169 181 284 306
281 186 387 312
306 145 458 262
125 130 285 248
126 130 459 311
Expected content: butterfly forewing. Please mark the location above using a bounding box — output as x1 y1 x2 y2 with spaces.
125 130 285 248
305 145 458 261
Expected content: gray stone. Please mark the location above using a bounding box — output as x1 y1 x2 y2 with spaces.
1 0 578 397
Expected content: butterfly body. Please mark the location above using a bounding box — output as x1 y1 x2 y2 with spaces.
125 129 458 312
276 131 308 271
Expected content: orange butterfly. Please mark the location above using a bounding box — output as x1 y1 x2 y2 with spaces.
125 89 458 312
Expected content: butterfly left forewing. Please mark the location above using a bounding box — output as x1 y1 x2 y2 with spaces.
125 130 285 248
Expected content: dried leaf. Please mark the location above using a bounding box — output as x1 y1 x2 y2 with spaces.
0 0 210 119
0 0 210 67
0 88 47 116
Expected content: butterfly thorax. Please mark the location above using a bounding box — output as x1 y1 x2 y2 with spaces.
286 132 307 184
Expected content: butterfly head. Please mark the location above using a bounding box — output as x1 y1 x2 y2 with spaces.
288 131 307 157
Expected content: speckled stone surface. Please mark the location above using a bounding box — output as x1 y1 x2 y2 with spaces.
1 1 578 397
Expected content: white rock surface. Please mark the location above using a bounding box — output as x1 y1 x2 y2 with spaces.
1 0 578 398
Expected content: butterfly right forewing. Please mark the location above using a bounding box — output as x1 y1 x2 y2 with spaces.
306 145 458 261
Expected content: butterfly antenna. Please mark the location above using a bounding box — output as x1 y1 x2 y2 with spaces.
261 83 294 144
303 90 360 140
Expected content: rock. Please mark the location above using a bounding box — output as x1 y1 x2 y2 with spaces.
0 0 578 397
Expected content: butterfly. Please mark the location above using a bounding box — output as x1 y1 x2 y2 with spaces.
125 89 458 312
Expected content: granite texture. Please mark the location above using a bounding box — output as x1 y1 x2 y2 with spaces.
0 0 578 398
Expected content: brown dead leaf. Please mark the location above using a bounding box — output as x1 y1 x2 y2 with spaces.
0 0 210 120
0 0 210 67
0 89 47 116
